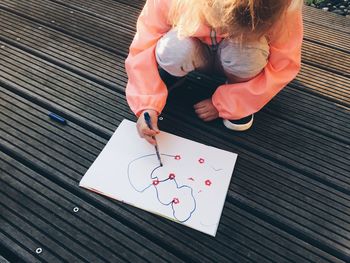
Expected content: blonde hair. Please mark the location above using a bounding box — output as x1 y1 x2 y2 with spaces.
168 0 303 42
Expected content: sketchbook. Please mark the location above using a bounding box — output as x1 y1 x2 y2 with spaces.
79 119 237 236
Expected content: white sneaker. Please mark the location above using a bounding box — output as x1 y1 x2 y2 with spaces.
223 114 254 131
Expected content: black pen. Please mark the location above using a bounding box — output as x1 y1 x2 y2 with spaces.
144 112 163 167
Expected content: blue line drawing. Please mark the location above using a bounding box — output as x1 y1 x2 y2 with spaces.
127 153 197 223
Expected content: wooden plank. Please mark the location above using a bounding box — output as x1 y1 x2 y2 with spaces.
295 63 350 106
0 2 349 261
0 228 41 262
159 113 350 261
0 255 10 263
50 0 140 30
119 2 350 36
186 73 350 144
303 21 350 53
168 100 350 191
223 203 344 263
2 6 347 110
303 6 350 34
0 88 344 262
4 0 349 63
0 79 350 260
0 5 350 88
265 87 350 144
0 0 133 54
1 42 349 193
0 9 124 90
0 20 348 142
0 88 241 263
0 44 133 131
0 219 62 263
1 0 349 100
167 78 350 195
302 41 350 77
0 154 181 263
113 0 145 10
47 0 350 56
0 196 106 262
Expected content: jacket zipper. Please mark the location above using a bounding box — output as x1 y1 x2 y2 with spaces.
210 28 218 52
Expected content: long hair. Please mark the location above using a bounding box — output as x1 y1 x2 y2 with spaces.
168 0 303 42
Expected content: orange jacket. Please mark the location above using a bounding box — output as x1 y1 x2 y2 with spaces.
125 0 303 119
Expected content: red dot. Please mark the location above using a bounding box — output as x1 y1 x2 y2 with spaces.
173 198 180 204
152 180 159 186
168 173 175 180
199 158 205 164
205 179 212 186
175 155 181 160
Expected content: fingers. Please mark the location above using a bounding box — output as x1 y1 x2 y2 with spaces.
144 134 157 145
151 116 160 134
143 109 160 133
195 109 215 121
143 127 157 137
137 109 160 145
195 106 214 120
197 111 218 122
137 125 157 145
137 122 157 139
194 106 209 115
193 99 209 110
194 99 219 122
194 100 211 118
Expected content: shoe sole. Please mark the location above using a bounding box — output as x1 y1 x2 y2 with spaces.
223 115 254 131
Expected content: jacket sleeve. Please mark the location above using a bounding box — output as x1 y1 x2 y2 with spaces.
212 6 303 120
125 0 172 116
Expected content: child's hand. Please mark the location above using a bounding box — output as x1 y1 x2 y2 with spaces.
137 109 160 145
194 99 219 122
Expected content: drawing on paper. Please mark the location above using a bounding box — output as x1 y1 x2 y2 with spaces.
79 119 238 236
127 153 221 223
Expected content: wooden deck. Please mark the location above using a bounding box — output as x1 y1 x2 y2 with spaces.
0 1 349 262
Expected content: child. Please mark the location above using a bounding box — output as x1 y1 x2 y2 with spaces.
125 0 304 144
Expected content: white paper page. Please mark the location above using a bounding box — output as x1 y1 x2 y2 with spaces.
80 119 237 236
